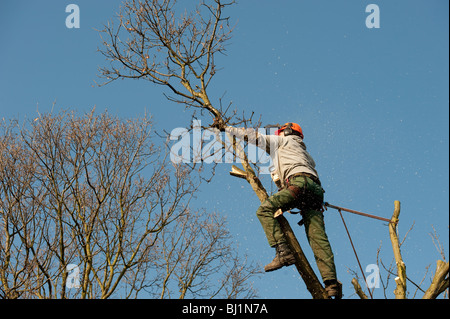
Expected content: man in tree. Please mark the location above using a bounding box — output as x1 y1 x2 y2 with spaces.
216 121 341 298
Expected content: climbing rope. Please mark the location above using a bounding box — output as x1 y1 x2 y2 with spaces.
323 202 395 299
283 201 395 298
324 202 395 224
336 208 373 299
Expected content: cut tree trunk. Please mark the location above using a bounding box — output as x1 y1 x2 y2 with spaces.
389 201 407 299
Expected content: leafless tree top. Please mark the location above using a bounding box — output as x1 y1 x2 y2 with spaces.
98 0 241 125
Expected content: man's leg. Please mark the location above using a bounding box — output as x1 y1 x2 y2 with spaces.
286 176 337 282
302 208 341 297
256 189 297 272
256 188 296 247
302 209 337 282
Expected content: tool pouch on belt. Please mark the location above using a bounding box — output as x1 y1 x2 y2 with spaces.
287 176 324 212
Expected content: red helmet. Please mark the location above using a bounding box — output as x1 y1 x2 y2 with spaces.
275 122 304 139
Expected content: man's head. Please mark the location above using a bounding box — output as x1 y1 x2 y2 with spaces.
275 122 304 139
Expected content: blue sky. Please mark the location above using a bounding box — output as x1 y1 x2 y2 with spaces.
0 0 448 299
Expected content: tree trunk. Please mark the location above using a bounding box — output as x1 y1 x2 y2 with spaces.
277 213 328 299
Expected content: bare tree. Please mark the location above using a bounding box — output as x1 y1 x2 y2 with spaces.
0 119 43 298
149 210 260 299
0 109 259 298
98 0 329 299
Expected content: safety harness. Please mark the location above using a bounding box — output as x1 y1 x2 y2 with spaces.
285 172 324 212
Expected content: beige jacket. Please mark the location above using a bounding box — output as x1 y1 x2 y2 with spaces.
225 127 319 187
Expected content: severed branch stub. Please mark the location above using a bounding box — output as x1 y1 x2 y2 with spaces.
229 165 247 179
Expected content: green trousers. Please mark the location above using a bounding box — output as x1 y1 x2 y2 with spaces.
256 175 337 282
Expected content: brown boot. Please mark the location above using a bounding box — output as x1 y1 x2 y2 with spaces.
264 243 296 272
324 280 343 299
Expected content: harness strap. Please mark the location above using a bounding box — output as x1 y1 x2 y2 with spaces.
286 175 323 212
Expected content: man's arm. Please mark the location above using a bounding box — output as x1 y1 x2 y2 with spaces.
225 126 279 155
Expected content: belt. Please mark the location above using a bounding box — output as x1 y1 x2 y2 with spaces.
288 172 321 186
